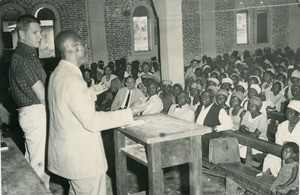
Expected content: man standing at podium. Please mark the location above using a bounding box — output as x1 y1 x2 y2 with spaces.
47 30 145 195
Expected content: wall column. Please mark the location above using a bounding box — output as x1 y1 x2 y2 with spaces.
153 0 184 85
87 0 108 64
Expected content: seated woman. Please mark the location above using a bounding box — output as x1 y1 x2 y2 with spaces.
101 66 117 88
290 82 300 101
82 68 93 87
216 89 230 114
263 100 300 177
239 96 268 159
264 80 287 112
171 83 183 104
261 68 275 94
229 91 246 131
189 83 202 111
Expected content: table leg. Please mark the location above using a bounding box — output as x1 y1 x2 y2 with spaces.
147 143 163 195
189 135 203 195
114 130 127 195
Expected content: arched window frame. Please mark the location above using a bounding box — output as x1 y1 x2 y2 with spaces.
130 3 155 57
32 4 60 58
233 0 273 50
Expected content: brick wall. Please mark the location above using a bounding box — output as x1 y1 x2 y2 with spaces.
272 2 289 49
104 0 158 63
0 0 90 60
215 0 290 55
182 0 201 66
215 0 235 54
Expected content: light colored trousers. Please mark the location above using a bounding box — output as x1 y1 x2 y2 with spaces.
68 174 107 195
18 104 50 188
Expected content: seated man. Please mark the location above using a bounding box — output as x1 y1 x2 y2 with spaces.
142 82 163 115
111 76 145 111
159 80 174 114
168 91 195 122
195 88 233 132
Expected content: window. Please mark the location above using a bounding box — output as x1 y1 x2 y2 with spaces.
35 8 56 58
133 6 150 52
256 11 268 43
236 12 248 44
234 0 272 48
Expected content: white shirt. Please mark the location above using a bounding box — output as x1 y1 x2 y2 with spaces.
168 104 195 122
276 120 300 145
101 74 117 88
142 94 163 115
196 103 233 131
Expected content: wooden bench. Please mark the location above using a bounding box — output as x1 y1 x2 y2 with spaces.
202 131 282 195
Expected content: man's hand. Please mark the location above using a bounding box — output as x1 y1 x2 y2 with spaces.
92 82 108 95
130 99 147 116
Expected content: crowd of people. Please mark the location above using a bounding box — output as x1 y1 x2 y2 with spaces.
1 13 299 195
79 46 300 194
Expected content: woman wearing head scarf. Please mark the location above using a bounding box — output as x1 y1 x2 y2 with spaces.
263 100 300 177
239 96 268 158
229 91 246 131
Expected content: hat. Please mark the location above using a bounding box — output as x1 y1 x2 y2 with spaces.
249 96 262 107
291 70 300 78
265 68 276 75
237 81 248 90
202 65 211 71
231 91 244 102
211 70 220 77
206 86 218 95
230 73 240 79
222 78 233 85
278 72 288 79
235 60 242 65
193 66 202 73
250 84 262 94
208 77 220 85
273 80 284 89
216 89 229 98
190 82 202 91
162 80 172 86
249 75 262 84
173 83 184 89
287 100 300 113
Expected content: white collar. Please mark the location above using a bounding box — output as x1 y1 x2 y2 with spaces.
60 60 82 77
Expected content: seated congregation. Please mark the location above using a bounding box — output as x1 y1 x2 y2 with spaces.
81 47 300 195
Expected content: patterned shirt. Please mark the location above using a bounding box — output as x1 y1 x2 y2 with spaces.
9 42 47 108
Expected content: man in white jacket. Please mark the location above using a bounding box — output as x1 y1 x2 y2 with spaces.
47 30 144 195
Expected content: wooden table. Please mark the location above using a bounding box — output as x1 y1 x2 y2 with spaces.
1 137 50 195
114 114 211 195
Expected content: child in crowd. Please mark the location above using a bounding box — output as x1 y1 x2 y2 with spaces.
270 142 299 195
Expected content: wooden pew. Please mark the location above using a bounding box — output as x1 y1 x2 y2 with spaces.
202 131 282 195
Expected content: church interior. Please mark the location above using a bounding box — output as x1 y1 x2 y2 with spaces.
1 0 300 194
